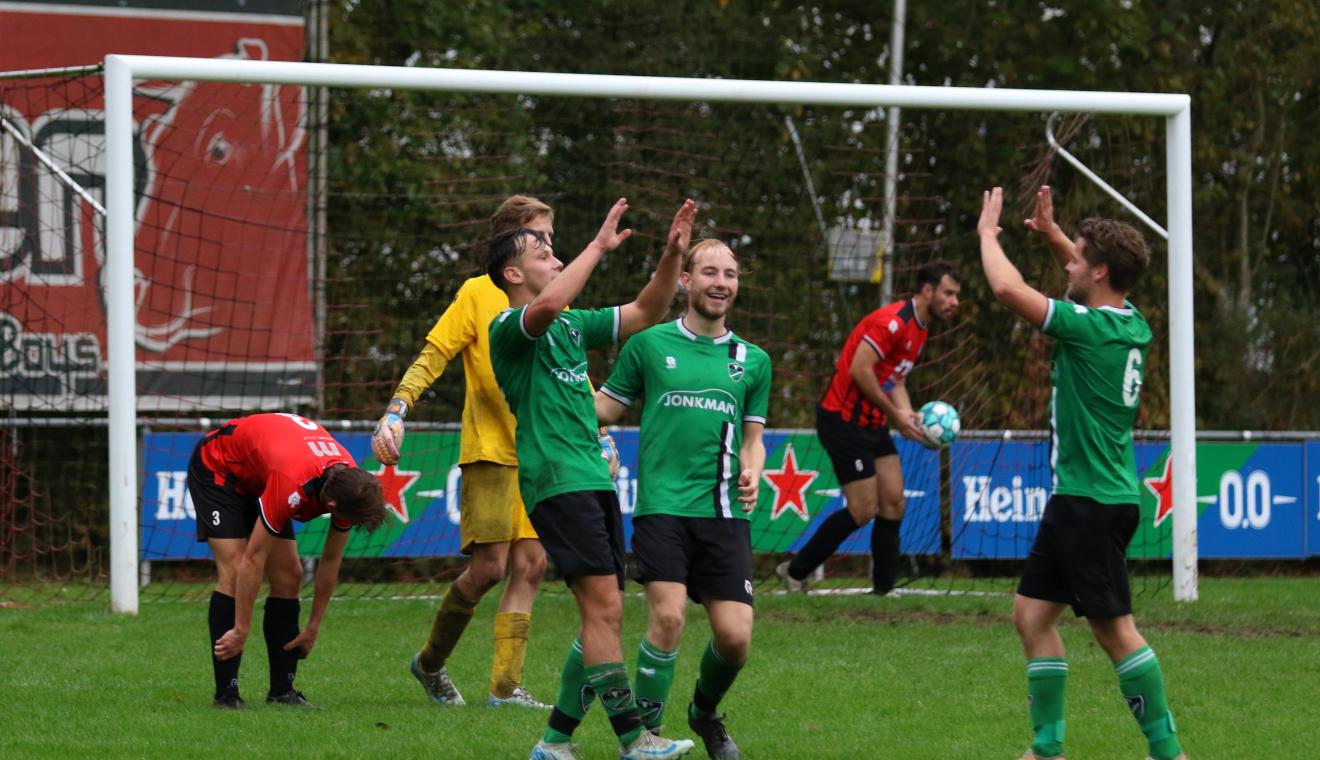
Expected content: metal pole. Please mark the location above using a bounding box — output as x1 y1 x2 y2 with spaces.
104 55 139 614
880 0 906 303
1166 104 1198 601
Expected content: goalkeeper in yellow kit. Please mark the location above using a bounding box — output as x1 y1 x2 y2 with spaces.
373 195 614 708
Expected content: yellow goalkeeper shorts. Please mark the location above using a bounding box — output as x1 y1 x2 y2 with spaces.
459 461 538 553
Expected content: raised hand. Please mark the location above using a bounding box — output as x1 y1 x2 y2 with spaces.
664 198 698 258
592 198 634 253
977 187 1004 238
1024 185 1063 239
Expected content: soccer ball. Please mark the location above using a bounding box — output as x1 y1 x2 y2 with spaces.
917 400 961 449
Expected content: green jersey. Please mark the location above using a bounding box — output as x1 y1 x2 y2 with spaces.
1042 298 1152 504
488 304 620 511
601 318 771 520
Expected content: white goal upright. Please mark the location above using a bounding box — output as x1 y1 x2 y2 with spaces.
102 54 1198 613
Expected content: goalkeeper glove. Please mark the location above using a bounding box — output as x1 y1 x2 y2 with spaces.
372 398 409 465
598 428 620 479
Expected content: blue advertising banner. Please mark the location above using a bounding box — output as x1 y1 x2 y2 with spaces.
949 440 1052 560
1306 442 1320 556
141 427 941 561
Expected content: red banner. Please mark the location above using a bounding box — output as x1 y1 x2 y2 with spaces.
0 4 312 411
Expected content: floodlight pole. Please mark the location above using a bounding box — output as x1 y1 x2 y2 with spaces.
101 56 1198 610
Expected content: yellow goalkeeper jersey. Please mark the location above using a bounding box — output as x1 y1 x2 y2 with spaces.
396 275 516 466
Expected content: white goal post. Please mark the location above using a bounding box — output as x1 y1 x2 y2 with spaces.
102 54 1198 613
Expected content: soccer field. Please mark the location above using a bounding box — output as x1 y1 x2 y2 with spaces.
3 577 1318 759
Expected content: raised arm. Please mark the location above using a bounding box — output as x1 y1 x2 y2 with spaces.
523 198 633 337
618 199 697 340
1022 185 1074 269
978 187 1049 327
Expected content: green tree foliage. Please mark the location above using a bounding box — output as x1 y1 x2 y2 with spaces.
323 0 1318 430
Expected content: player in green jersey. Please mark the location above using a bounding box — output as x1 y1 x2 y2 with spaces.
596 239 771 760
979 186 1186 760
488 197 698 760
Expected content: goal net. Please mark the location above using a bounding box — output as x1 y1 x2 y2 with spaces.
0 56 1195 609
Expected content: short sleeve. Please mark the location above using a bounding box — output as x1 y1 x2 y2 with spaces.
424 281 476 360
1041 299 1102 346
861 312 899 358
257 474 298 536
744 349 771 425
489 306 537 356
572 307 620 350
601 334 644 406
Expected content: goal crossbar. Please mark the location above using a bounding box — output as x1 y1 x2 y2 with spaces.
101 54 1198 613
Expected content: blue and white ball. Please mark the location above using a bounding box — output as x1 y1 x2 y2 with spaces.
917 400 961 449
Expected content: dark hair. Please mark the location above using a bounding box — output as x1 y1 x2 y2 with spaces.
1077 218 1150 293
320 465 387 532
915 259 960 292
484 227 550 292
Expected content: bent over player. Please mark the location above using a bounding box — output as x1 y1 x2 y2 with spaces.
596 239 770 760
980 186 1186 760
777 260 960 595
489 198 697 760
196 412 387 708
372 195 556 708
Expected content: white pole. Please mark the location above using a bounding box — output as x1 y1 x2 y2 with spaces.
105 56 139 614
880 0 906 303
1166 104 1198 601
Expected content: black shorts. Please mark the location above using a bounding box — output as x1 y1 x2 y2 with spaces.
816 407 898 486
1017 494 1139 618
188 442 293 542
632 514 755 606
529 490 626 588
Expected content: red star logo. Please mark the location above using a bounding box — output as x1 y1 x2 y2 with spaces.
1143 456 1174 527
762 443 818 521
372 464 421 523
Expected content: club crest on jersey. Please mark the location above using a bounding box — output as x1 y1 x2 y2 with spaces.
666 356 677 369
728 361 744 382
569 327 581 344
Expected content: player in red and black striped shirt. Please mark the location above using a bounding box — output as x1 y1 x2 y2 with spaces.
190 413 388 709
778 260 961 595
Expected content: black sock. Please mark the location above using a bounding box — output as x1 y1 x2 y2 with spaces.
263 596 301 697
788 509 863 580
870 517 902 593
209 591 241 699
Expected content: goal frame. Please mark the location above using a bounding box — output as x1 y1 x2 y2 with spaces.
102 54 1198 613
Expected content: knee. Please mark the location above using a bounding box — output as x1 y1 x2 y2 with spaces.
510 546 547 585
267 564 302 598
714 629 752 665
466 556 507 593
585 595 624 633
649 608 686 649
847 498 880 523
879 493 906 520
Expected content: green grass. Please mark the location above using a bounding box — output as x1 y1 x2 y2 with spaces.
3 577 1319 758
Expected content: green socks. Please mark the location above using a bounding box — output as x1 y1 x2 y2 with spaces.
1116 647 1182 760
690 638 744 719
584 661 644 747
1026 658 1068 758
543 639 596 744
634 638 678 730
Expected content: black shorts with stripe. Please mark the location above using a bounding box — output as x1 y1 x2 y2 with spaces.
188 443 293 542
632 514 755 606
1017 494 1139 618
815 406 898 486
